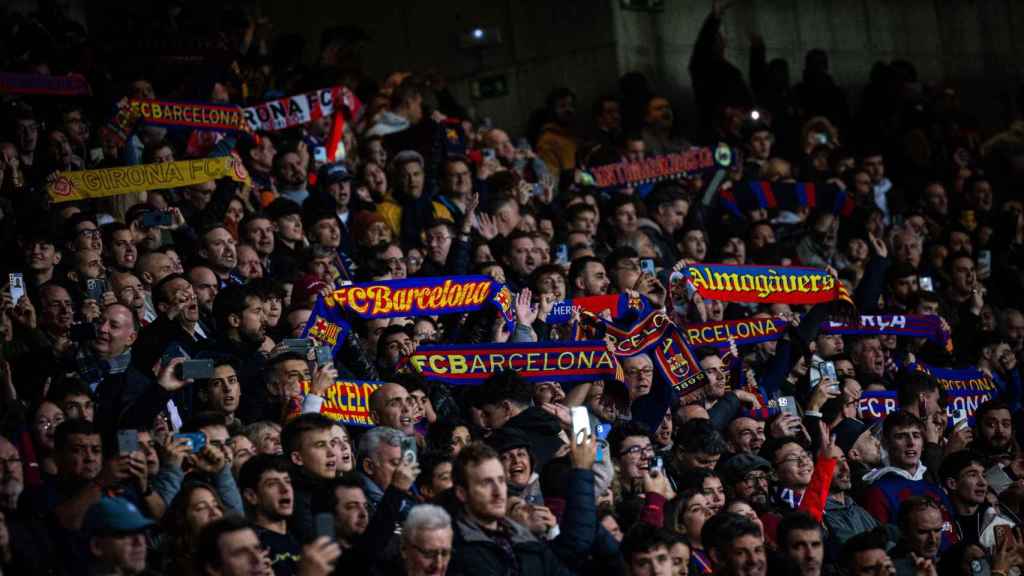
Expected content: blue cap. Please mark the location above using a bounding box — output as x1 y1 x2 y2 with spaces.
318 162 353 187
85 496 155 535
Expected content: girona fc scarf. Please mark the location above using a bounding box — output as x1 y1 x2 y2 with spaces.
331 276 514 324
821 314 952 352
718 180 856 219
48 154 250 203
406 341 620 385
683 263 854 306
0 72 91 96
244 86 361 132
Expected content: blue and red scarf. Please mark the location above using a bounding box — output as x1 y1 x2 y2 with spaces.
822 314 952 352
718 180 856 218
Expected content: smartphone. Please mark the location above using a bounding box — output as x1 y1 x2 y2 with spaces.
70 322 97 342
986 465 1015 495
142 211 173 228
174 432 207 453
778 396 800 418
571 406 592 447
314 512 336 540
555 244 569 265
400 435 417 465
951 408 969 428
814 132 828 145
85 278 108 301
89 147 104 164
978 250 992 277
640 258 656 275
117 429 139 455
820 361 838 392
283 338 312 353
8 273 24 304
920 276 934 292
650 456 664 474
177 359 215 380
315 345 333 366
313 146 327 164
482 148 496 161
530 182 545 197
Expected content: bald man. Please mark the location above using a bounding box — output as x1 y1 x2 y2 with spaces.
369 383 415 435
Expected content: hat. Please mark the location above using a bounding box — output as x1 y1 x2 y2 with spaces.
318 162 353 188
389 150 424 172
833 418 869 454
486 427 531 455
718 453 771 485
350 210 389 243
265 197 302 221
292 274 329 305
84 496 155 536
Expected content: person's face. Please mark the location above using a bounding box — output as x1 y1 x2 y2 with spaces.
950 257 976 294
728 417 765 455
571 209 598 239
862 155 884 183
327 180 351 209
278 152 306 186
188 267 219 314
161 278 200 325
948 230 973 255
785 529 823 576
187 182 215 211
374 384 414 434
613 203 638 234
403 527 454 576
294 428 336 479
93 305 137 358
773 442 814 488
314 218 342 248
203 228 238 272
244 218 275 257
212 528 265 576
329 426 353 473
251 469 293 520
40 285 74 332
425 225 453 265
228 435 254 476
629 544 674 576
60 432 101 480
846 238 869 262
375 246 406 281
25 239 61 272
699 355 727 399
625 138 645 162
680 493 713 540
73 220 103 253
500 447 532 486
850 429 882 468
1007 313 1024 352
971 180 994 211
624 355 654 399
702 476 726 514
681 230 707 260
656 199 688 234
367 443 401 489
272 359 311 400
238 296 266 342
980 409 1013 451
92 532 147 575
383 332 413 368
449 427 471 456
112 273 145 315
400 162 425 198
949 462 988 506
578 262 610 296
536 272 566 301
851 549 895 576
925 184 948 216
507 237 536 276
646 97 673 129
108 229 137 271
906 507 943 559
61 393 94 422
853 338 885 378
885 426 923 470
617 435 654 481
750 224 775 249
205 365 241 415
458 458 507 525
529 237 550 266
334 486 369 540
47 130 72 166
152 145 173 164
0 439 24 495
236 245 263 280
256 427 282 456
275 214 304 242
890 275 919 302
668 542 690 576
445 160 472 196
749 130 772 160
15 118 39 152
719 534 767 576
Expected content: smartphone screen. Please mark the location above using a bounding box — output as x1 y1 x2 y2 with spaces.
778 396 800 417
571 406 592 446
117 429 139 455
8 273 24 303
640 258 656 275
314 512 336 539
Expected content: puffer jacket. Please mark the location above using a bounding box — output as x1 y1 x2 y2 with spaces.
448 515 576 576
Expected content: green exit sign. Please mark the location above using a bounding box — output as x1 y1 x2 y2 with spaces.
470 74 509 100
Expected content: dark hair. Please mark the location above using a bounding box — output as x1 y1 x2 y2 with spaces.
621 523 673 564
777 511 823 550
975 399 1012 425
674 419 728 455
472 370 532 409
453 442 500 489
319 473 365 514
644 182 686 212
677 468 721 494
416 449 454 489
55 419 98 453
604 246 639 276
840 527 890 572
568 256 604 291
608 421 652 458
894 370 943 408
237 454 291 495
759 435 808 465
938 450 985 485
197 356 239 394
48 377 95 405
390 78 423 110
213 284 260 331
195 515 254 573
181 411 228 434
281 413 334 455
152 273 189 307
897 495 942 531
701 512 762 556
881 411 925 443
426 418 470 455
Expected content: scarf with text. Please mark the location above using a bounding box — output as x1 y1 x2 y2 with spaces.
284 380 383 427
858 388 996 425
822 314 953 352
586 144 734 189
718 180 856 219
683 317 790 349
684 263 854 308
331 276 514 324
405 341 620 385
0 72 91 96
48 154 250 203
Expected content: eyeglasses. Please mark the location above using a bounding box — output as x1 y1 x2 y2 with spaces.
619 444 655 457
776 453 812 467
408 543 452 561
625 368 654 378
36 417 65 430
425 234 451 245
743 472 769 484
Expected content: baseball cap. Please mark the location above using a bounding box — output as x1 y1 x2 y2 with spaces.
318 162 353 188
84 496 155 536
265 197 302 221
833 418 869 455
718 453 772 485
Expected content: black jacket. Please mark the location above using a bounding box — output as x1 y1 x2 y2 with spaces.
504 406 564 470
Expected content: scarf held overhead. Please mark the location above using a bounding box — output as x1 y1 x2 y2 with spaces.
48 154 250 203
406 341 620 385
244 86 361 132
587 144 734 189
298 380 382 427
331 276 514 323
684 263 853 305
822 314 952 352
718 180 856 219
0 72 91 96
301 295 352 355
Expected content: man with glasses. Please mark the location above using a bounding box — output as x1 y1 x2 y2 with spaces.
760 435 835 520
401 504 454 576
623 355 655 404
375 243 408 280
720 453 772 507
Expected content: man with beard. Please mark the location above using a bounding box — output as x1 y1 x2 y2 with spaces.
833 419 882 499
239 455 300 576
889 496 943 576
188 265 219 327
796 211 840 270
327 475 369 551
969 400 1017 465
274 149 309 206
199 224 240 287
776 512 824 576
720 454 771 508
725 417 766 457
702 512 767 576
822 442 878 553
38 282 76 360
202 284 268 422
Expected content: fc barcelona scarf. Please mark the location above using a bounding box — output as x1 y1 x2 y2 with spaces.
683 317 789 349
0 72 91 96
331 276 514 324
683 263 854 307
127 99 250 133
301 295 352 355
822 314 953 352
907 362 999 395
405 341 620 385
547 293 649 325
718 180 856 219
585 143 735 189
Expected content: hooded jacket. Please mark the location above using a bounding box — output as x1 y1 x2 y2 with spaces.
503 406 565 471
448 515 575 576
366 111 410 138
861 463 959 548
